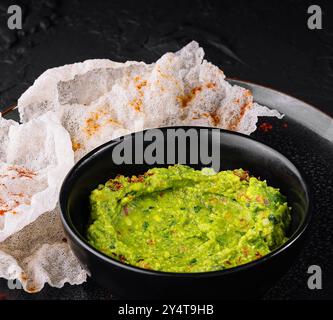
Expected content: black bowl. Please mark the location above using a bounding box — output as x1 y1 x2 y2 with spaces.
59 126 311 299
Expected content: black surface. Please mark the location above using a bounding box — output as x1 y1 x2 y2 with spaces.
1 0 333 117
0 0 332 300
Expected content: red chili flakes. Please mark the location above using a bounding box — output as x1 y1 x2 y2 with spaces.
71 138 82 151
116 181 123 189
255 252 262 259
259 122 273 132
209 111 220 126
113 181 123 190
191 86 203 96
128 175 145 183
135 79 147 91
233 170 250 182
21 272 28 282
108 180 123 190
137 175 145 182
83 109 120 138
0 197 23 216
129 77 148 112
119 255 126 263
9 192 25 197
62 237 68 243
177 91 197 108
8 166 36 179
228 90 253 131
128 176 136 183
177 82 217 108
147 239 156 245
84 111 102 137
206 82 216 89
0 198 8 216
129 97 143 112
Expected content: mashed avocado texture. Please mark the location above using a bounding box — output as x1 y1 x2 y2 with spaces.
87 165 291 272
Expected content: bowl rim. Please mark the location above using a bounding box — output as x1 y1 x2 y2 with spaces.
59 126 312 278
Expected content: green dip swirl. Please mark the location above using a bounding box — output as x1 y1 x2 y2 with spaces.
87 164 291 272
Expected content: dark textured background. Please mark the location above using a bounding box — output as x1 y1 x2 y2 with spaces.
0 0 332 300
1 0 333 116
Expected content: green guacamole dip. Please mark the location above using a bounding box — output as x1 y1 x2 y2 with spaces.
87 165 291 272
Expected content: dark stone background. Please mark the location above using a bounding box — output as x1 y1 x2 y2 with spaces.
0 0 332 300
1 0 333 116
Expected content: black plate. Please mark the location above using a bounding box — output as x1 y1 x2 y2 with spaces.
1 80 332 300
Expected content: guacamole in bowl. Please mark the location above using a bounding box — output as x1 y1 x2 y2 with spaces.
87 164 291 273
